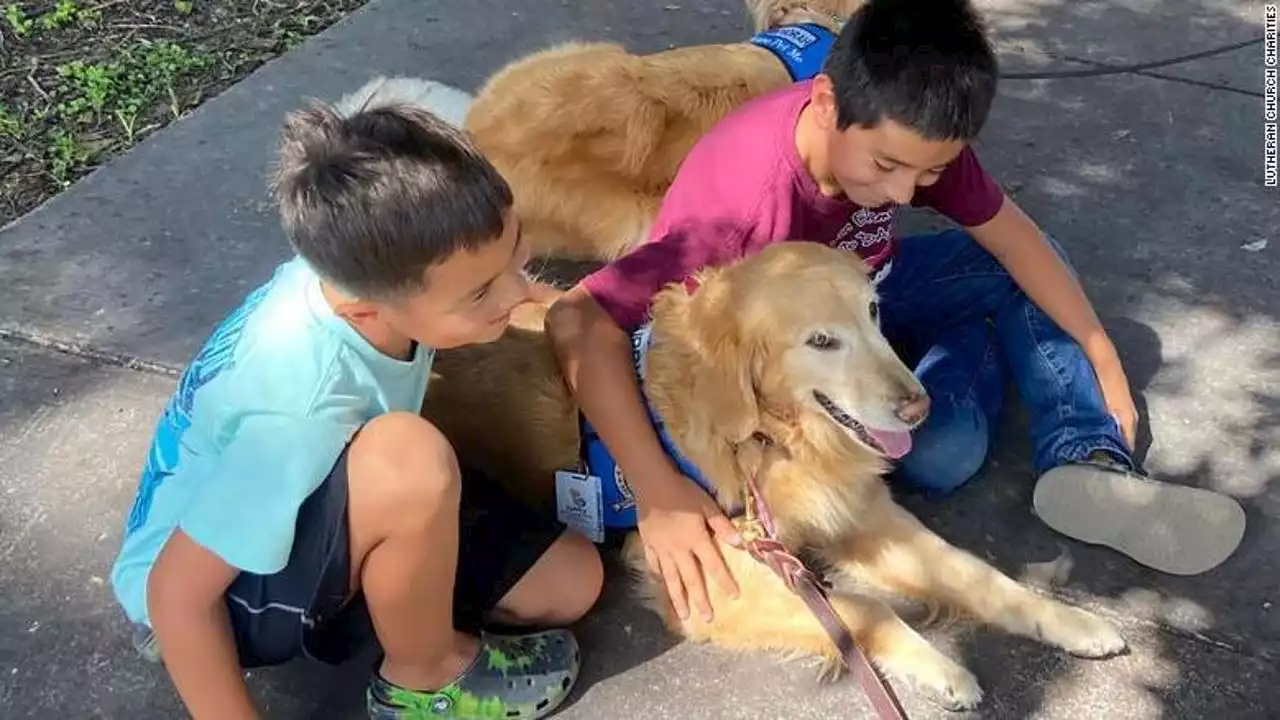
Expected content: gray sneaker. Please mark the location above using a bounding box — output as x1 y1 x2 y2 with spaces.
366 629 580 719
1033 453 1246 575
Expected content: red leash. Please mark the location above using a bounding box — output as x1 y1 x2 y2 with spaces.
742 471 908 720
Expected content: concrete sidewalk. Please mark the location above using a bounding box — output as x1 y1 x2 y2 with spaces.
1 0 1277 717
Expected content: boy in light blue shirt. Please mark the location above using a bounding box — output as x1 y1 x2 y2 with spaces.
110 97 602 720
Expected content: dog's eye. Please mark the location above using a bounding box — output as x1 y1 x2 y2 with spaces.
869 301 879 323
806 331 841 351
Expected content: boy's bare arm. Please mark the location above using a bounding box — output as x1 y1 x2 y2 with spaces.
148 529 261 720
968 195 1137 448
544 286 678 495
546 286 740 622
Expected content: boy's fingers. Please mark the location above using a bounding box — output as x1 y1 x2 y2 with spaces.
705 509 743 547
657 552 689 620
694 540 739 600
643 543 661 577
675 550 713 622
1111 409 1137 450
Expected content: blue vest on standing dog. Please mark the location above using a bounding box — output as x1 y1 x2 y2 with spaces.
748 23 839 82
579 325 716 529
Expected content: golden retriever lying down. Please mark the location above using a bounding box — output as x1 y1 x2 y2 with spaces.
462 0 864 261
421 242 1127 710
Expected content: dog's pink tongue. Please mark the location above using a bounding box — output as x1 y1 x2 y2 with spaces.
870 428 913 459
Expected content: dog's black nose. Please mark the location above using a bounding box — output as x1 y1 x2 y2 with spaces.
895 392 929 426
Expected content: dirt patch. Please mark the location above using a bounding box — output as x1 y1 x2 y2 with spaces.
0 0 370 228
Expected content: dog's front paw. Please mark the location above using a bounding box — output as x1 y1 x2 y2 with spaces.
931 662 984 712
1044 606 1128 659
891 654 983 712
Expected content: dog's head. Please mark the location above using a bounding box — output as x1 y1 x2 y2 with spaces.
745 0 867 32
646 241 926 501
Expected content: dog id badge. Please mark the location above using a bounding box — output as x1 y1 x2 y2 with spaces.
555 470 605 544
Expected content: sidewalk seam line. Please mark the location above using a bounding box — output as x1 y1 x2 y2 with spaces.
0 326 181 378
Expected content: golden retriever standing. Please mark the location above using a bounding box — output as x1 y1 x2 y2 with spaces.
462 0 865 261
421 242 1127 711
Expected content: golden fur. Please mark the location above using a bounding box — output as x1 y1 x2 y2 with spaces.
421 242 1127 710
462 1 866 261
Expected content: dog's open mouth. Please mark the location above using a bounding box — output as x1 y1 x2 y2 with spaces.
813 391 913 459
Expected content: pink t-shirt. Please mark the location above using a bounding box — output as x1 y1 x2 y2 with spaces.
582 80 1006 329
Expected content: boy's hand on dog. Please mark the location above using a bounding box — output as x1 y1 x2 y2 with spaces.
636 471 742 623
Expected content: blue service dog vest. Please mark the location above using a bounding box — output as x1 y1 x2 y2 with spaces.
579 325 716 529
748 23 839 81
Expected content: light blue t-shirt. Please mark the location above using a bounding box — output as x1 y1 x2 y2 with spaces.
110 256 434 625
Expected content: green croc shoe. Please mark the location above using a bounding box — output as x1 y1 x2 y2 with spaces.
366 629 581 720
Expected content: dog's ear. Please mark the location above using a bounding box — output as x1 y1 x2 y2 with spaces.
687 319 762 446
648 278 762 501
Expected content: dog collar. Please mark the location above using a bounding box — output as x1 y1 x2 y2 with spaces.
748 23 839 82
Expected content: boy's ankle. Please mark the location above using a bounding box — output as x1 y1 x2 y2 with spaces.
379 632 480 691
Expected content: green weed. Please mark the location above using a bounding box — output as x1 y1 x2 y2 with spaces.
40 0 80 30
273 14 321 50
5 0 100 36
46 129 91 185
56 61 114 122
4 3 32 36
0 104 23 139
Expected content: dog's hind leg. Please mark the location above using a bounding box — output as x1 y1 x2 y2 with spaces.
633 542 986 711
833 505 1128 660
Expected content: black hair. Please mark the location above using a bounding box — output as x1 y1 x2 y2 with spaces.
823 0 999 140
272 101 512 299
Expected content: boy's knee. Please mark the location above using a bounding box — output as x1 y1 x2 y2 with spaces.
504 531 605 627
895 400 990 495
554 532 605 624
348 412 461 521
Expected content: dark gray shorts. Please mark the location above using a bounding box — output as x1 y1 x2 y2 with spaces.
215 446 567 668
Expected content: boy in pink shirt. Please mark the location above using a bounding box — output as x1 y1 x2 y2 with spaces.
548 0 1245 623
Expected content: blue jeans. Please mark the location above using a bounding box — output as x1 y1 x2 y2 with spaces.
877 229 1133 495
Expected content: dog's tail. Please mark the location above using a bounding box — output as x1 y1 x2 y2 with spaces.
335 75 475 129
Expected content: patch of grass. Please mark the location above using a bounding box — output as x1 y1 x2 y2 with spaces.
0 1 372 225
56 39 215 142
41 39 216 180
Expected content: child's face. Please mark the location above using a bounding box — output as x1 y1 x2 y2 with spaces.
808 76 967 208
377 208 532 352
